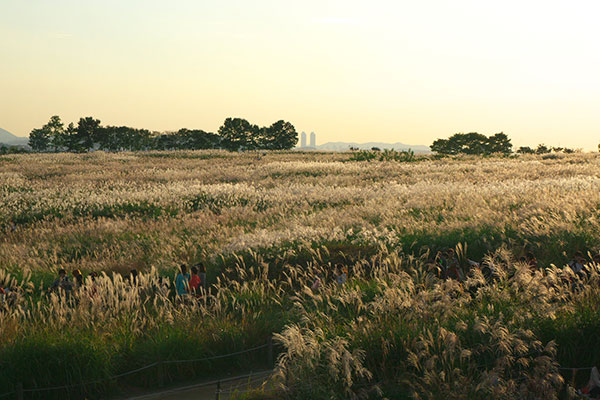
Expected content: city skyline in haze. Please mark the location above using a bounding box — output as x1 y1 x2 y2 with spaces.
1 1 599 150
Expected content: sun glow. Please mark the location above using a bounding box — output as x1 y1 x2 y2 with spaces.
1 0 599 149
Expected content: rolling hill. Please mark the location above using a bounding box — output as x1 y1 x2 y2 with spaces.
0 128 28 145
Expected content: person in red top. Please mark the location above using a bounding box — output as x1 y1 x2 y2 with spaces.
189 266 201 297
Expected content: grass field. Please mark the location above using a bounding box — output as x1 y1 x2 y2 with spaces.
1 150 600 399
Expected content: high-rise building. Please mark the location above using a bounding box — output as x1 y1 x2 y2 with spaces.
300 131 307 147
310 132 316 147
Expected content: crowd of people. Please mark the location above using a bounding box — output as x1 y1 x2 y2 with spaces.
174 263 207 298
0 263 208 307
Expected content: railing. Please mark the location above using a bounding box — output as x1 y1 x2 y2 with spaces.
125 369 274 400
1 338 274 400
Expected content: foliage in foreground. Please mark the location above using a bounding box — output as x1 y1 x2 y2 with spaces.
2 245 600 399
270 247 594 399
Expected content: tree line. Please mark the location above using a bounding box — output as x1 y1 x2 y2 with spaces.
28 116 298 153
431 132 577 155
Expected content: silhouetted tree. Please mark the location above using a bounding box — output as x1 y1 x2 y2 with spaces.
456 133 488 154
431 132 512 155
69 117 101 152
46 115 67 152
28 128 51 152
97 126 153 151
218 118 260 151
176 129 222 150
259 120 297 150
517 146 535 154
29 115 66 152
154 132 181 150
535 144 551 154
485 132 512 154
28 114 296 153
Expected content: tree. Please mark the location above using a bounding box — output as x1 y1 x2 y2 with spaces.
154 132 180 150
97 126 153 151
485 132 512 154
64 122 77 151
28 128 51 152
456 133 488 154
430 138 455 155
431 133 488 155
517 146 535 154
45 115 67 152
218 118 260 151
535 144 551 154
260 120 297 150
29 115 66 152
431 132 512 155
71 117 101 152
26 114 296 153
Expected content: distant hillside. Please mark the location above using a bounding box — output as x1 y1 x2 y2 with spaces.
0 128 28 145
315 141 431 153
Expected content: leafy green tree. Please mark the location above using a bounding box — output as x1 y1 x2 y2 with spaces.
71 117 101 152
174 129 221 150
63 122 77 152
29 115 67 152
535 144 551 154
260 120 297 150
457 133 489 154
431 133 487 155
432 132 512 155
485 132 512 154
97 126 153 151
154 132 180 150
430 138 454 155
45 115 67 152
28 128 51 152
517 146 535 154
130 128 153 151
218 118 260 151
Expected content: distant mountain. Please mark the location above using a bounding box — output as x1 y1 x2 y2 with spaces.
315 141 431 153
0 128 28 145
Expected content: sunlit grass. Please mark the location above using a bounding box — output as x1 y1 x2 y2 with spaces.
1 151 600 399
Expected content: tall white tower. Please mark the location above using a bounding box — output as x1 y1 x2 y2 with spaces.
300 132 307 147
310 132 316 148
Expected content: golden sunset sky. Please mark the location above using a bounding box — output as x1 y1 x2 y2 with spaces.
1 0 599 149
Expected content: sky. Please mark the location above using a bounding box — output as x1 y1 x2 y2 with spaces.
1 0 599 149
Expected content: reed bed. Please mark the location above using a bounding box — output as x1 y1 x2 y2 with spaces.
1 150 600 399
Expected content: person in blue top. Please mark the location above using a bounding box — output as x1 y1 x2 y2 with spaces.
175 264 190 297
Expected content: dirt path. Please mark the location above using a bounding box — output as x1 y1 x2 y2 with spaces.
115 370 272 400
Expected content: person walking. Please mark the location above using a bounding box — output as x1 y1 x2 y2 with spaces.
175 264 190 297
49 269 73 292
72 269 83 288
197 263 207 292
189 266 201 297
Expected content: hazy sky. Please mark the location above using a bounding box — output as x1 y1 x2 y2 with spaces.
1 0 599 149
